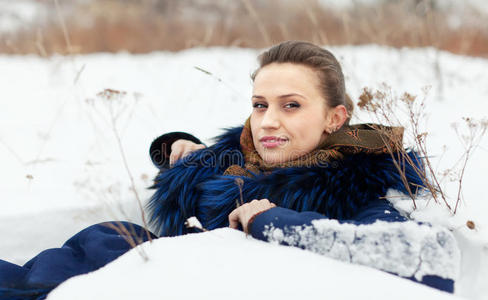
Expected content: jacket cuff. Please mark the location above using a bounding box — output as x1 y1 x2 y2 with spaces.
247 208 273 233
249 207 327 241
149 132 204 169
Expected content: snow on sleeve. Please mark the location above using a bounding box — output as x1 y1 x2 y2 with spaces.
263 219 460 282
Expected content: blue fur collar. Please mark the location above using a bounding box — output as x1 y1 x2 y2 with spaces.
147 126 423 237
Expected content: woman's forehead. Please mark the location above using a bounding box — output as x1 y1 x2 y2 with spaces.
252 63 322 99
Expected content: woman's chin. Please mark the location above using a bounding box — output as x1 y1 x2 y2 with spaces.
260 152 289 164
259 148 311 165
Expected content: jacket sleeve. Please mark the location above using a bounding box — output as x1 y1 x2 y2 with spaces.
149 132 205 169
248 200 458 293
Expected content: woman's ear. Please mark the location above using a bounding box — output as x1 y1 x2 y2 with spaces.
326 105 348 133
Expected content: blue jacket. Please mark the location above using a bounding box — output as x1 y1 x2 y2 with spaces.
148 126 458 293
0 222 153 300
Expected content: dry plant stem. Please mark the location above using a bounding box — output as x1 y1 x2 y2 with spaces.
434 146 448 180
374 126 417 209
35 29 47 57
53 0 73 54
84 93 152 260
452 118 488 213
358 87 451 211
54 0 82 84
235 178 245 207
104 221 149 262
407 123 447 208
359 87 488 215
303 0 327 45
27 1 80 167
360 92 423 207
240 0 271 45
0 137 24 165
415 128 450 209
119 94 140 136
96 89 153 246
193 66 240 98
400 93 441 204
404 93 450 209
31 98 70 167
107 99 153 243
73 64 86 85
454 150 470 214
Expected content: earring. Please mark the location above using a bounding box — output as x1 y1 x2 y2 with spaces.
327 126 340 134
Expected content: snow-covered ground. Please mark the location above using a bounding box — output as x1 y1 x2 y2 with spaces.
1 46 487 299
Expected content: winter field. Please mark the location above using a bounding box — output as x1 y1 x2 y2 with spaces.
0 46 487 299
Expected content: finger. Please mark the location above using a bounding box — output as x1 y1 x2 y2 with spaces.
228 209 240 229
181 150 191 160
169 146 184 166
260 199 274 207
181 143 204 159
181 147 194 159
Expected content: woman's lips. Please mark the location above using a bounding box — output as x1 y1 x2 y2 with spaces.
260 136 288 148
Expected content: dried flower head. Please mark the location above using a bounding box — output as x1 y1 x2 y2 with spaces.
96 88 127 101
401 92 416 103
357 88 375 111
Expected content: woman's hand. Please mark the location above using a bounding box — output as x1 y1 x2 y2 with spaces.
228 199 276 233
169 139 206 166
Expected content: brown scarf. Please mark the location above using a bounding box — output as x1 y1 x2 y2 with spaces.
223 117 404 177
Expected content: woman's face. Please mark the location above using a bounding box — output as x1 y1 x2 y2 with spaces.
251 62 333 164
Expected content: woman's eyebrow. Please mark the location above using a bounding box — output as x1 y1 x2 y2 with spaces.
252 93 306 99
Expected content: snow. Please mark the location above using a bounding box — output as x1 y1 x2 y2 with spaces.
47 228 464 300
263 218 460 281
1 45 487 299
185 216 205 231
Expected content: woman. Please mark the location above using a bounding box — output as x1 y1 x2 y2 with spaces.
0 41 458 299
148 41 459 291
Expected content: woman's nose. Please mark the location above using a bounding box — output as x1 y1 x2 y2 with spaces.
261 108 280 129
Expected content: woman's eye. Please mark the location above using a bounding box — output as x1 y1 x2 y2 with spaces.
285 102 300 109
253 103 267 109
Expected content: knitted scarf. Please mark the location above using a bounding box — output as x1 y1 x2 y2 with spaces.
223 117 404 177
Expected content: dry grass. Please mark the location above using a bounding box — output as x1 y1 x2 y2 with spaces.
357 85 488 214
1 0 487 57
95 88 154 257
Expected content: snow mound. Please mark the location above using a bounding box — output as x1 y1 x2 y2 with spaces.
47 228 463 300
